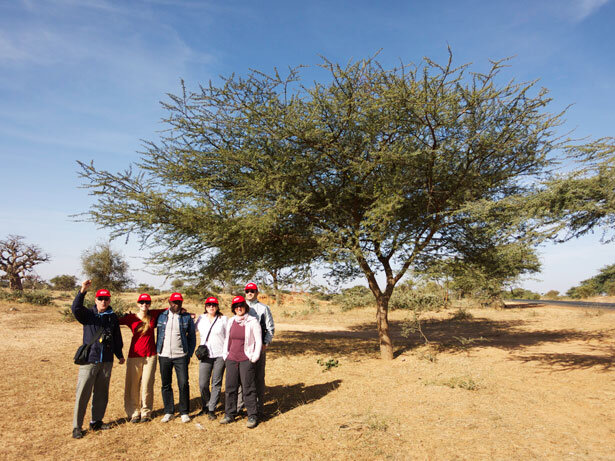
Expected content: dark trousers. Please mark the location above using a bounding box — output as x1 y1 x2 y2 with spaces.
224 359 257 418
238 349 266 415
159 355 190 415
199 356 225 412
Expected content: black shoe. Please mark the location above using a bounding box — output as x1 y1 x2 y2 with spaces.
89 421 111 431
207 411 216 421
219 415 234 424
246 416 258 429
72 428 84 439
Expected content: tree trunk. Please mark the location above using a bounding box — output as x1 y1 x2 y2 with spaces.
271 270 281 306
376 296 394 360
8 272 23 291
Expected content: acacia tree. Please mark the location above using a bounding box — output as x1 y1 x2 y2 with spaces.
78 52 611 359
0 235 50 291
81 242 132 292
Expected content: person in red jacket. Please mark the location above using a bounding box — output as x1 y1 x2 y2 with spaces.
119 293 165 423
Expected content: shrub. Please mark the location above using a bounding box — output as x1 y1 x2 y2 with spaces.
543 290 560 300
333 285 373 311
21 289 53 305
50 275 78 290
0 289 21 301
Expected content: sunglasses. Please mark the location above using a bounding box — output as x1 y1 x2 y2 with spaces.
97 297 110 301
138 301 151 305
245 289 257 293
205 303 218 307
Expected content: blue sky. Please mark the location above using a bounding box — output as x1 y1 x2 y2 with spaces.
1 0 613 293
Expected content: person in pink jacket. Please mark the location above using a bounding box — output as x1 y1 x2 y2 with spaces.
220 295 262 428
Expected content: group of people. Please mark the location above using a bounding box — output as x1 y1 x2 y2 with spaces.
70 279 275 439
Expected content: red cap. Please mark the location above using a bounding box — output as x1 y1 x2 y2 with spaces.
245 282 258 291
205 296 219 305
232 295 246 305
138 293 151 302
169 292 183 302
95 289 111 297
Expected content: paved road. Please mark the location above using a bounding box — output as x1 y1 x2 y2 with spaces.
508 299 615 310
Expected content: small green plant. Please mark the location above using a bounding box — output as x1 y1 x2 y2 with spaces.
59 306 75 322
426 375 481 391
21 289 53 306
417 347 438 363
317 358 340 372
366 414 389 432
450 308 473 321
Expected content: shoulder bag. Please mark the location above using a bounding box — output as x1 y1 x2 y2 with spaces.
195 316 218 361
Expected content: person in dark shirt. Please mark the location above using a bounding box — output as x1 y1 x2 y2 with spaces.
71 279 124 439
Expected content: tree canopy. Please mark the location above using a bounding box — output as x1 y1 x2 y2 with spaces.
79 51 612 359
81 242 132 292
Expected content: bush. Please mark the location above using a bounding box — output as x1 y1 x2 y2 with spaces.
503 288 540 300
21 289 53 305
543 290 560 300
50 275 78 290
0 289 21 301
333 285 373 311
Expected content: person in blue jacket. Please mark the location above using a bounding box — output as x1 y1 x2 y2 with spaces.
156 292 196 423
71 279 124 439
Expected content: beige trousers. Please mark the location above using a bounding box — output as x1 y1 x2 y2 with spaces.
124 355 157 419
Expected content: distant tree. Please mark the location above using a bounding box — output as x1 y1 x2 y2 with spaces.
78 51 612 359
543 290 560 300
171 279 185 290
567 263 615 298
81 242 132 292
0 235 50 291
50 274 78 291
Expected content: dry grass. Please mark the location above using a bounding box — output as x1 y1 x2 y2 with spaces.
1 293 615 460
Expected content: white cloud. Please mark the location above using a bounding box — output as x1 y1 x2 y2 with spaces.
568 0 610 21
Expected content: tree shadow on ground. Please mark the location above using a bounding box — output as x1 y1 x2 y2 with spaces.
264 380 342 417
514 352 614 371
272 317 610 370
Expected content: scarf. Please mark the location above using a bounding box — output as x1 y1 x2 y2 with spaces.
234 314 248 327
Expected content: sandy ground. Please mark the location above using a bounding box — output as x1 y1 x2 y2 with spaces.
1 298 614 460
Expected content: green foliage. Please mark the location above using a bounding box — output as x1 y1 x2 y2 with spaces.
567 263 615 298
333 285 373 311
450 308 473 321
543 290 560 300
50 275 77 290
171 279 184 290
21 289 53 305
78 50 608 357
0 289 21 301
136 283 160 295
503 288 541 300
426 376 481 391
81 242 132 292
316 358 340 372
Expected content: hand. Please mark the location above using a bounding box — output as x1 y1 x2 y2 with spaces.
118 358 125 365
81 280 92 293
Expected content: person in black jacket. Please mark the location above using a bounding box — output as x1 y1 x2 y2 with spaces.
71 279 124 439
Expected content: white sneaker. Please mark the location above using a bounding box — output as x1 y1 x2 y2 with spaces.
181 414 191 423
160 414 173 423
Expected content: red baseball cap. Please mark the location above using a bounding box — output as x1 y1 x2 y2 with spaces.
95 289 111 298
138 293 151 302
232 295 246 305
205 296 219 305
169 292 183 302
245 282 258 291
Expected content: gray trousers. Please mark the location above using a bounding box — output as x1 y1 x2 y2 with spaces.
198 356 225 412
237 349 266 415
73 362 113 429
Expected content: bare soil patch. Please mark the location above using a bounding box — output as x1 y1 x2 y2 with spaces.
1 297 614 460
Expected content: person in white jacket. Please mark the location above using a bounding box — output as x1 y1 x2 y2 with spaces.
220 296 262 428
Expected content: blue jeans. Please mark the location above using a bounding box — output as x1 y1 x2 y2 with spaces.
159 355 190 415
